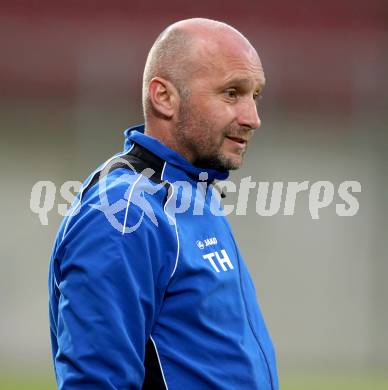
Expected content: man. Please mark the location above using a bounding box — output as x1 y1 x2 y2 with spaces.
49 18 278 389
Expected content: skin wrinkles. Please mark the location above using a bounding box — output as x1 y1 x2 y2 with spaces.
144 18 266 170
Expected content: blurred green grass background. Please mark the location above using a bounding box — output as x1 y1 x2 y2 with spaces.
1 372 388 389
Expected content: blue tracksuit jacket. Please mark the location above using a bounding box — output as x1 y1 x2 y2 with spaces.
49 124 278 389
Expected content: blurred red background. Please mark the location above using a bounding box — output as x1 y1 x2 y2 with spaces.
1 0 387 115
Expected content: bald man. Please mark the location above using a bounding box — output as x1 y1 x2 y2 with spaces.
49 18 278 390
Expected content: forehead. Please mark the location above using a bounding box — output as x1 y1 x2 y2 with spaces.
194 37 265 90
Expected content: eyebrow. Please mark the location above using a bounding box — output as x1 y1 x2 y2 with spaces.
223 76 266 91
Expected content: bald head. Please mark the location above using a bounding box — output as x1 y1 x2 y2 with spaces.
142 18 259 119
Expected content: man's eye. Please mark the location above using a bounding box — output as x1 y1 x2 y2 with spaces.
225 89 237 98
253 93 263 101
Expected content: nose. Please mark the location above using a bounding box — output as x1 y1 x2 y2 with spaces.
237 98 261 130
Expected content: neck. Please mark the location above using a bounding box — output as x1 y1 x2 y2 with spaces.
144 120 195 163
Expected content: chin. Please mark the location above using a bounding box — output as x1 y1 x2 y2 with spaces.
193 149 244 170
221 156 244 170
227 162 243 170
224 152 244 169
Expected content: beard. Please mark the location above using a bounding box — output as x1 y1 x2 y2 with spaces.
175 100 247 171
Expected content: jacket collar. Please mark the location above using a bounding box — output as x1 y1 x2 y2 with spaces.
123 124 229 182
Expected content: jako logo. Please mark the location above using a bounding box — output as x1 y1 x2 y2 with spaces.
196 237 218 249
196 240 205 249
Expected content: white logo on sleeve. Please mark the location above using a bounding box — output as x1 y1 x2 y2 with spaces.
202 249 234 273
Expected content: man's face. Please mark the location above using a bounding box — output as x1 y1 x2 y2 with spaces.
175 40 265 170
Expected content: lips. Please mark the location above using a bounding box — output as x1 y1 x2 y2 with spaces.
226 136 247 145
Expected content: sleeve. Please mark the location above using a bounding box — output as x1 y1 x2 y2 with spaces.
52 180 173 389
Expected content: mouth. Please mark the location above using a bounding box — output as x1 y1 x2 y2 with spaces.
225 136 248 147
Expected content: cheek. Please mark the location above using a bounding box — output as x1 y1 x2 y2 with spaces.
208 103 235 128
190 97 235 138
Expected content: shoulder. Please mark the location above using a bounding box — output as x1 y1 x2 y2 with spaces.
53 167 177 281
56 167 172 251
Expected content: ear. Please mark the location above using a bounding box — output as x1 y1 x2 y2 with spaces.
148 77 179 119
